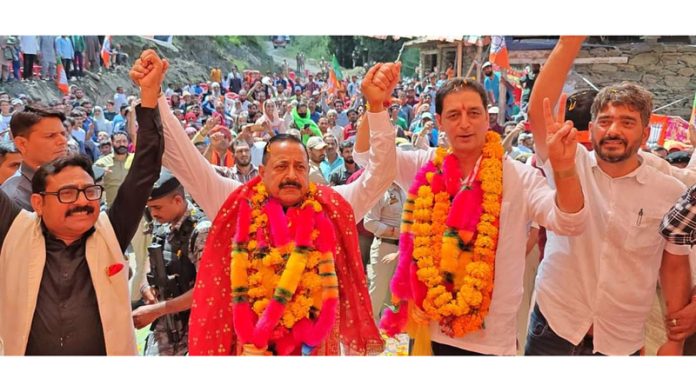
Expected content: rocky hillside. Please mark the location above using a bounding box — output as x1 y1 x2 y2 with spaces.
0 36 276 106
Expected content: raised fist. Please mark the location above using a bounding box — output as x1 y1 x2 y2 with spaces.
361 62 401 112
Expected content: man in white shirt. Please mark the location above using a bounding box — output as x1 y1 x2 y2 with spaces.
356 77 587 356
130 50 400 356
131 49 398 240
525 36 692 356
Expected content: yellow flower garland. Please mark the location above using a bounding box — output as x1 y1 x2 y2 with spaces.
235 183 326 329
412 132 503 337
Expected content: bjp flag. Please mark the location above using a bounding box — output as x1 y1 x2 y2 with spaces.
489 36 510 69
55 56 69 95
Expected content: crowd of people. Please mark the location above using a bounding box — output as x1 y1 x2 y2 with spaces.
0 35 129 84
1 35 696 357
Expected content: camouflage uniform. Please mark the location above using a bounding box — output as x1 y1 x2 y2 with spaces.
143 203 210 356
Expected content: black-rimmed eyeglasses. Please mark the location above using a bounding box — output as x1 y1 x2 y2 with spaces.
39 185 104 204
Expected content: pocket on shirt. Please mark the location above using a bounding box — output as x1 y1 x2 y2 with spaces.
624 209 664 254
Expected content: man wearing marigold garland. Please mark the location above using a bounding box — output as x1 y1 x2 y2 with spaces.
525 36 692 356
129 50 400 355
366 76 588 356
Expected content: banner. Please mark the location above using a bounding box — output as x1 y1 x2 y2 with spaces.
648 114 690 147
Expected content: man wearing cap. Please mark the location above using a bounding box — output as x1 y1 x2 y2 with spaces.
132 169 210 355
205 125 234 168
306 136 329 185
488 106 504 135
510 132 534 161
482 61 515 119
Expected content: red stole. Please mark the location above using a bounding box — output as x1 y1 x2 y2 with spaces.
188 176 384 355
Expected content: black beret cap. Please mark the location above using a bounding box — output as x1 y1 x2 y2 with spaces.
149 169 181 200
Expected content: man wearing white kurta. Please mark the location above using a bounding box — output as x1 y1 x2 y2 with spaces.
355 78 588 355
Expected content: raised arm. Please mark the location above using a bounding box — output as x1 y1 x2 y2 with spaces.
334 62 400 222
528 36 585 162
130 50 240 219
108 100 164 252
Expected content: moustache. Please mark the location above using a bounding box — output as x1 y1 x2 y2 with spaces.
279 180 302 189
114 146 129 154
599 135 627 146
66 205 95 217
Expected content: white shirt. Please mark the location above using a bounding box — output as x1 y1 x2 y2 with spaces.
536 146 690 355
113 93 127 113
355 147 587 355
329 124 344 144
19 36 39 54
638 149 696 187
157 94 395 224
363 184 405 238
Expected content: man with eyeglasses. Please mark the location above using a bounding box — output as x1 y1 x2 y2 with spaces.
0 56 166 355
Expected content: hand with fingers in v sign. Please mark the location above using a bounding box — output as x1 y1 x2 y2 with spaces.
544 94 578 174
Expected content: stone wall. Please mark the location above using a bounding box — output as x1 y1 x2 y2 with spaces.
574 42 696 119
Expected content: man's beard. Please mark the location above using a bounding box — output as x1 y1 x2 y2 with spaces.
236 158 251 167
593 134 640 163
484 71 492 77
114 146 129 155
344 157 354 164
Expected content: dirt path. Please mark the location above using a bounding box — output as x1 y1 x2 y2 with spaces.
261 40 322 75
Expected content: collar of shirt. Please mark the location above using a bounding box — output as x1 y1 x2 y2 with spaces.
20 162 36 182
589 150 651 185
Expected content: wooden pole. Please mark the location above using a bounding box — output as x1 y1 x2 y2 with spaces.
456 41 463 77
465 45 482 80
498 68 507 126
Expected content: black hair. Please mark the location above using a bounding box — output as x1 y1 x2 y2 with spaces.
435 78 488 116
111 131 130 143
339 139 355 153
261 134 309 165
0 141 19 163
32 154 95 194
10 104 66 139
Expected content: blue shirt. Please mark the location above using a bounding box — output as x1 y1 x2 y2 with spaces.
320 156 344 181
54 36 74 60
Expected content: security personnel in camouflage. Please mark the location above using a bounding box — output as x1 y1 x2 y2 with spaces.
131 169 210 355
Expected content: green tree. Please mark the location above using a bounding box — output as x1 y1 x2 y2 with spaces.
327 36 356 68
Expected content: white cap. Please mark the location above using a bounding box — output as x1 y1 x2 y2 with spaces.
488 106 499 114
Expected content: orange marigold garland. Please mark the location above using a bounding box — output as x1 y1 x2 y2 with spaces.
231 182 339 355
381 131 503 340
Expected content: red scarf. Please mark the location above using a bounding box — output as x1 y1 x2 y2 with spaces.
188 176 384 355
